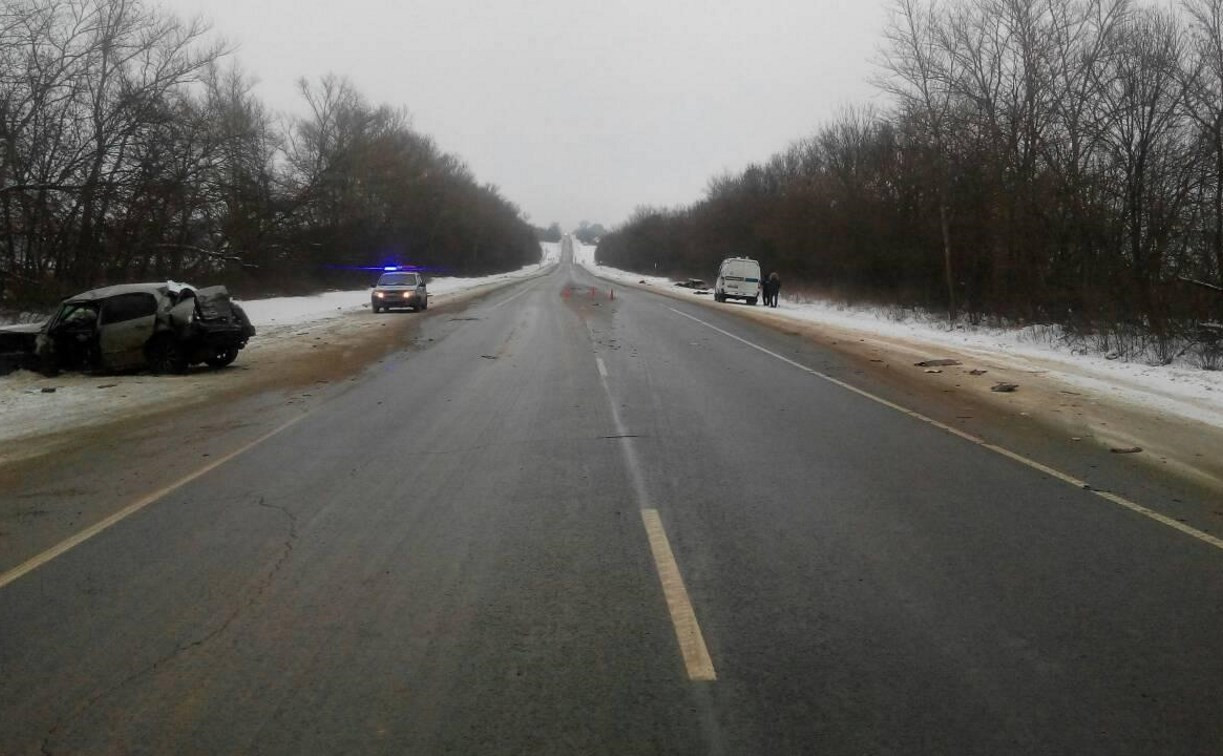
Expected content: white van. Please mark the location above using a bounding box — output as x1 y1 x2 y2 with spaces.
714 257 762 305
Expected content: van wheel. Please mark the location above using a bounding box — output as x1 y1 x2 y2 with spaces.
748 296 758 306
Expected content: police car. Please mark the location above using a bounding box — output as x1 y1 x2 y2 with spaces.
371 270 429 313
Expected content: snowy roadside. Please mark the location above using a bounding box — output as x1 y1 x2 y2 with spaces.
238 243 560 335
0 243 559 458
573 243 1223 434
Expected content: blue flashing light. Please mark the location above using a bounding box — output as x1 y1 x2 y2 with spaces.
383 265 400 271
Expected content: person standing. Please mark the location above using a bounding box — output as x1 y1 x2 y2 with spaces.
767 272 781 307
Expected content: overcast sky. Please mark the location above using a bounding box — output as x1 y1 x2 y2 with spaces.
159 0 891 230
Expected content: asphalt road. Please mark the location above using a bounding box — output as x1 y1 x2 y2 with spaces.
3 251 1223 754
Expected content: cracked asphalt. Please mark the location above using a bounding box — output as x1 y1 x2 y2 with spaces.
2 251 1223 754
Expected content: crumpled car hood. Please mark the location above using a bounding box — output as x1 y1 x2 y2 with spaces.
0 322 46 335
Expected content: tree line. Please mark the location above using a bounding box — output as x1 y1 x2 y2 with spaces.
0 0 540 310
597 0 1223 364
533 220 605 244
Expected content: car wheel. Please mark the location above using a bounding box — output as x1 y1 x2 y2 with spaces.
147 336 188 374
748 296 758 306
37 350 60 378
372 302 381 313
205 346 239 368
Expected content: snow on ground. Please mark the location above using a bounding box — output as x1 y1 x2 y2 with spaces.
241 241 561 330
573 243 1223 430
0 244 560 455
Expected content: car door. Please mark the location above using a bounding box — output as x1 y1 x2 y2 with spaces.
98 293 159 369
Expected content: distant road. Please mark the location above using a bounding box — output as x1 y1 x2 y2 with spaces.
3 249 1222 754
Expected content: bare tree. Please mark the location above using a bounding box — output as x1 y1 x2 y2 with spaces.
1093 6 1194 320
1182 0 1223 283
879 0 963 321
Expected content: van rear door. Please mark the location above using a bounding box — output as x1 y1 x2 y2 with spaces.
727 260 761 298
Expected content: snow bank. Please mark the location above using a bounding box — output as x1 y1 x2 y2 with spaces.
1 245 561 329
0 244 560 454
574 243 1223 429
242 242 560 327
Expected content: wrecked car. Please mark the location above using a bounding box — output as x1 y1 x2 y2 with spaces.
0 282 254 376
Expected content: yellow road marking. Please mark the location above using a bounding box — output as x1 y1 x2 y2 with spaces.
641 509 717 682
668 307 1223 553
0 417 303 591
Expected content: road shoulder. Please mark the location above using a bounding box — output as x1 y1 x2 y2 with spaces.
588 271 1223 498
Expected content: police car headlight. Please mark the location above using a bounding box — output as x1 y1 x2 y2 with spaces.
375 291 385 298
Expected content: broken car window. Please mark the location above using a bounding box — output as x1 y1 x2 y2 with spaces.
99 293 158 325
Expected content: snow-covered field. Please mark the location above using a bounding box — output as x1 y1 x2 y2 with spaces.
573 243 1223 431
0 243 560 457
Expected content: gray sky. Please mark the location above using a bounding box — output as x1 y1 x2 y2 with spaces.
160 0 891 229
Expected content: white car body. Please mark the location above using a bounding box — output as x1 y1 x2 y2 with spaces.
714 257 762 304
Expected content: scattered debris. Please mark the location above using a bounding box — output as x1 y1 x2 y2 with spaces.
674 278 708 289
924 368 943 374
991 382 1019 393
969 369 988 376
480 354 497 360
915 359 962 367
40 387 56 393
694 290 711 296
449 317 481 322
96 384 117 389
1110 446 1143 454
